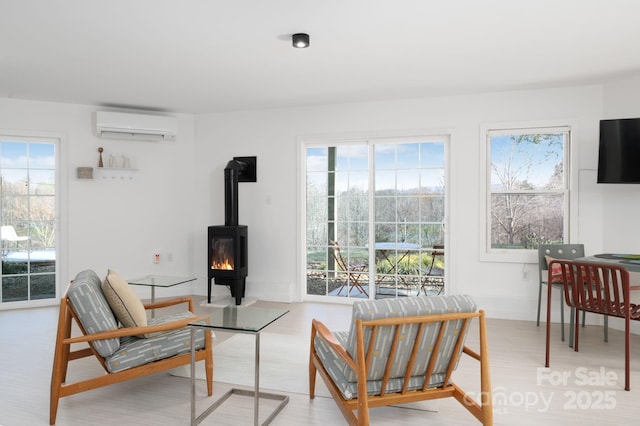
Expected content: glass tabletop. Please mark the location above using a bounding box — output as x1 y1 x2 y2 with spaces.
375 242 420 250
191 306 289 332
128 275 196 288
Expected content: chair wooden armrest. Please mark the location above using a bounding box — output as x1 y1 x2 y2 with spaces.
143 296 194 312
65 314 209 344
311 319 356 371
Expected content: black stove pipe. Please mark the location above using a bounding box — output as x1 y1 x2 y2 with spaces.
224 159 247 226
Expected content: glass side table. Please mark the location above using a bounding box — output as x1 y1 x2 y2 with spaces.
128 275 197 303
128 275 196 317
189 305 290 426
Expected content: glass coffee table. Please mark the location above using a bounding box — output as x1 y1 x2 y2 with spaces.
189 305 290 426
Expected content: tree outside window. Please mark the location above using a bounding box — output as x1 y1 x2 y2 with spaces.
489 129 568 251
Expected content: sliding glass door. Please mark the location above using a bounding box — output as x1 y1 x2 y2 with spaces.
304 136 447 300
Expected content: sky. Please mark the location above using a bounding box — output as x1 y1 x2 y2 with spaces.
0 141 56 170
489 133 564 190
306 141 446 193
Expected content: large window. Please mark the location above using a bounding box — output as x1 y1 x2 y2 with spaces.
482 125 569 261
1 138 57 305
304 136 447 300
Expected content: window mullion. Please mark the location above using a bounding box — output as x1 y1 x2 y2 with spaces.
367 140 376 298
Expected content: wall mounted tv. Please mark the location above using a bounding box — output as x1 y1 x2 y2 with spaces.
597 118 640 183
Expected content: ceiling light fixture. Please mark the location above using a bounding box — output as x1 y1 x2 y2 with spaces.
292 33 310 48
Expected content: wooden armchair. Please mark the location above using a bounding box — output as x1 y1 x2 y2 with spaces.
545 259 640 391
50 270 213 424
309 295 492 425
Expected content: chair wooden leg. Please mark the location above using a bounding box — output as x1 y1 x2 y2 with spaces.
59 306 73 384
355 324 370 426
50 301 72 425
309 362 317 398
204 330 214 396
50 367 62 425
309 327 317 398
478 310 493 425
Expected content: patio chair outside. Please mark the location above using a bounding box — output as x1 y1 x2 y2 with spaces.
417 245 444 295
1 225 29 251
330 240 368 297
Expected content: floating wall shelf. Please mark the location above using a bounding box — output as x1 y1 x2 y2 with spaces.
93 168 138 180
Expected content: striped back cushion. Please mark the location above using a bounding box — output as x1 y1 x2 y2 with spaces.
342 294 477 382
66 269 120 357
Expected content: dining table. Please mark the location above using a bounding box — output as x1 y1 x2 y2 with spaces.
577 253 640 274
374 242 421 288
374 242 420 272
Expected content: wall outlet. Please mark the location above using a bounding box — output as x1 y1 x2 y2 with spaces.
154 253 160 264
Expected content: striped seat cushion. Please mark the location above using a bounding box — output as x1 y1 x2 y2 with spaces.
105 311 206 373
314 294 477 400
67 269 120 357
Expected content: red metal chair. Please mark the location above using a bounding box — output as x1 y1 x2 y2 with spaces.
545 259 640 391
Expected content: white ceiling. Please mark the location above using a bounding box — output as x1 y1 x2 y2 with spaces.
2 0 640 114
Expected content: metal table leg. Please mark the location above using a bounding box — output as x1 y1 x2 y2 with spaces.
190 328 289 426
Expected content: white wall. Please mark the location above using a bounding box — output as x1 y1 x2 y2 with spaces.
601 75 640 254
194 85 608 321
0 99 201 304
599 74 640 333
3 75 638 320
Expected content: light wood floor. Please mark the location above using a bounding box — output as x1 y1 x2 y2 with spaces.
1 296 638 425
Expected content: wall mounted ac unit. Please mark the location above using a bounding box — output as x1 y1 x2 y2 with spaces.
95 111 177 141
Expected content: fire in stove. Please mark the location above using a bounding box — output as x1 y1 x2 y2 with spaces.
212 259 234 270
211 237 235 270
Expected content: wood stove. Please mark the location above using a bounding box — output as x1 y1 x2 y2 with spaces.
208 157 255 305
